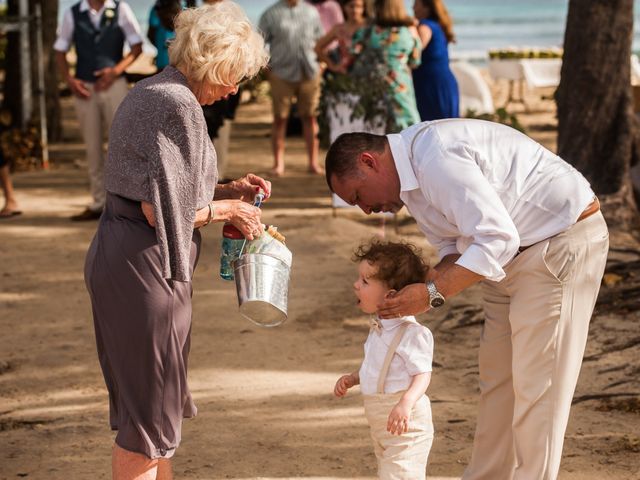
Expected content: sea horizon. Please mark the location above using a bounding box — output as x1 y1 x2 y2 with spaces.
44 0 640 60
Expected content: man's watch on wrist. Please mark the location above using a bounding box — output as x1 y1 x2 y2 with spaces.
425 281 445 308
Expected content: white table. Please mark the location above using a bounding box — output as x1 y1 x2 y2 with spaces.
488 58 562 108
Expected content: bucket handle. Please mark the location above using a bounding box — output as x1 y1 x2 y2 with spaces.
239 191 265 256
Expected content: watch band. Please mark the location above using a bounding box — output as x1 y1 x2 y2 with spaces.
426 281 445 308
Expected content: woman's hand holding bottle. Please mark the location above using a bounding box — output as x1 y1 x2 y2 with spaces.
227 200 263 240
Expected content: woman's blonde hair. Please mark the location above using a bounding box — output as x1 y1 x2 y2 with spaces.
374 0 414 27
169 2 269 86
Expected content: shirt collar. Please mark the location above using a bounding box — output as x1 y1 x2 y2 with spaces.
387 133 419 193
378 315 418 330
79 0 116 13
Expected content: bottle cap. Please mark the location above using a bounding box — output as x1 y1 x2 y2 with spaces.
222 223 244 239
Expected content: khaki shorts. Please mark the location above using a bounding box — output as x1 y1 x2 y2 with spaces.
268 73 321 118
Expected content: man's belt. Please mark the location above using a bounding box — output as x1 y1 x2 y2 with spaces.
518 198 600 253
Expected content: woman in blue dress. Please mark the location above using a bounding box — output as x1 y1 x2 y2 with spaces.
412 0 459 120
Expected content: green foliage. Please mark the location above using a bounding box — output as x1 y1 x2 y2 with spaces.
488 48 563 59
463 107 526 133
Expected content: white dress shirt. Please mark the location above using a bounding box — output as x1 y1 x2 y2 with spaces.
388 119 594 282
54 0 143 53
359 316 434 396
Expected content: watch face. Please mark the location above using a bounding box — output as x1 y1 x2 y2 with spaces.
431 297 445 308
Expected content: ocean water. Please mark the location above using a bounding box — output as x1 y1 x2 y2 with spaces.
54 0 640 60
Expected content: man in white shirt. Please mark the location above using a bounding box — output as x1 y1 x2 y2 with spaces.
55 0 143 220
325 119 609 480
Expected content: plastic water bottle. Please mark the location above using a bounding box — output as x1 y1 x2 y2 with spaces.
219 191 265 281
219 223 245 281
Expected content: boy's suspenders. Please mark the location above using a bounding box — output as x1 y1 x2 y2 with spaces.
376 322 411 394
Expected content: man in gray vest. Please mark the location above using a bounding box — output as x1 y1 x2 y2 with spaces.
55 0 143 221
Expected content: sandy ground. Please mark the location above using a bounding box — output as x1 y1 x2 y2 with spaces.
1 80 640 480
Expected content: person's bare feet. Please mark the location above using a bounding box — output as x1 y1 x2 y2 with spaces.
0 206 22 218
308 165 324 176
0 202 22 218
269 167 284 177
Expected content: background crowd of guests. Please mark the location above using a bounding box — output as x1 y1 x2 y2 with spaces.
313 0 459 127
256 0 460 176
0 0 461 221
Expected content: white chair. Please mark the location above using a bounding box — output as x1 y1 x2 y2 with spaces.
450 61 495 116
519 58 561 88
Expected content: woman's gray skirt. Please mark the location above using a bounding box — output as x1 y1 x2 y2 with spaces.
84 192 201 459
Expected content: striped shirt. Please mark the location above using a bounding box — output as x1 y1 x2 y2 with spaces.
259 0 324 82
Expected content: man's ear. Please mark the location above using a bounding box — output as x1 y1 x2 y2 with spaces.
359 151 379 172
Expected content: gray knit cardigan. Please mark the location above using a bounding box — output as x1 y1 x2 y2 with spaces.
105 66 218 282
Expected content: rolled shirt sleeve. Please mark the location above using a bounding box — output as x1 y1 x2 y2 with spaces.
118 2 143 47
416 137 520 282
53 9 74 52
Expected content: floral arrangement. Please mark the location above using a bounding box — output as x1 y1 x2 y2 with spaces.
318 36 398 147
488 47 563 60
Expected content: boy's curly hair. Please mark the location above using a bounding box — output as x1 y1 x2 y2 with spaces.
353 239 428 291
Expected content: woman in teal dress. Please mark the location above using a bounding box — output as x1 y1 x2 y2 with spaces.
350 0 421 132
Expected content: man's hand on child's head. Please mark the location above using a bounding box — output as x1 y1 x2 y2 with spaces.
334 374 356 398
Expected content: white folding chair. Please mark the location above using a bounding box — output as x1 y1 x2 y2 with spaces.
450 61 495 116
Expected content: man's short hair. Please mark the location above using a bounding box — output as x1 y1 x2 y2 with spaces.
325 132 387 191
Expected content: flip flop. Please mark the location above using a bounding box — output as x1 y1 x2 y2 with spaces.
0 210 22 219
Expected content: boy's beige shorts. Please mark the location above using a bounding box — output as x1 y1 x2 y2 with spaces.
364 392 434 480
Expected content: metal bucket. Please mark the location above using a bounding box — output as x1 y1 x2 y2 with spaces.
233 253 290 327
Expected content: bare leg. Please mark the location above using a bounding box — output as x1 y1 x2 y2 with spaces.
0 164 19 216
301 116 321 174
157 459 173 480
112 443 169 480
271 116 287 176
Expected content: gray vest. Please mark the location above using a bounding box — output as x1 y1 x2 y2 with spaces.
72 1 125 83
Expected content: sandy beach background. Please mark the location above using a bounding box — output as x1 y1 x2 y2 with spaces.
1 68 639 480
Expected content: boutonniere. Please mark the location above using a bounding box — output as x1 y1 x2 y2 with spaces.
104 8 115 25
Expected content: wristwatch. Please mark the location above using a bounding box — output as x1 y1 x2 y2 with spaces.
425 281 445 308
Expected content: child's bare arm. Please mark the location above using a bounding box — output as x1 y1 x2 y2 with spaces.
387 372 432 435
334 369 361 398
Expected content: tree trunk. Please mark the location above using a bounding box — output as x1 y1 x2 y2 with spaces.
556 0 640 231
30 0 62 142
2 0 22 127
2 1 61 140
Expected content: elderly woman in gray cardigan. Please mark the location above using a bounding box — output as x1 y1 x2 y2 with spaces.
84 3 269 478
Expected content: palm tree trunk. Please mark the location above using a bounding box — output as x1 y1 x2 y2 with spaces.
556 0 640 230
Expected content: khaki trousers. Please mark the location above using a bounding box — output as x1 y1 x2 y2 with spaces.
364 392 434 479
73 77 129 212
463 211 609 480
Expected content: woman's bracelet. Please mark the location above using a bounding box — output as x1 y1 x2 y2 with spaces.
204 202 215 226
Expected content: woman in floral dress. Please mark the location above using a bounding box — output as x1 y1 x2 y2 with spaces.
350 0 421 132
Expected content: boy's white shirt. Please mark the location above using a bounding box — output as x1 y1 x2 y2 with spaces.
359 315 434 395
